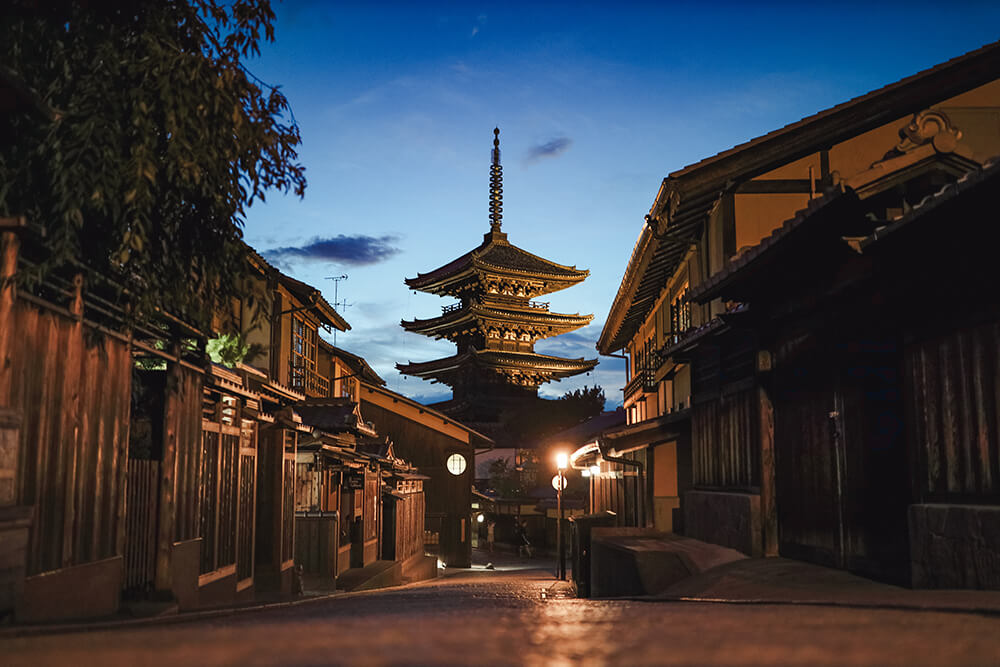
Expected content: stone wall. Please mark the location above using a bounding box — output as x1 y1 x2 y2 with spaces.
682 490 762 557
909 504 1000 589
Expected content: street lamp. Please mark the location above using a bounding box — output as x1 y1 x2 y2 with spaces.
555 451 569 581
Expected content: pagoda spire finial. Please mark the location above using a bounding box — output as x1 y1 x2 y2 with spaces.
489 127 503 233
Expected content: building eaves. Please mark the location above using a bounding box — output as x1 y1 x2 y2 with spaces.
858 155 1000 251
277 272 351 332
666 40 1000 190
687 185 857 304
317 338 385 386
360 381 495 448
405 232 588 293
598 40 1000 354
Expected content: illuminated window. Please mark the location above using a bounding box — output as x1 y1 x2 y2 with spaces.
446 453 467 476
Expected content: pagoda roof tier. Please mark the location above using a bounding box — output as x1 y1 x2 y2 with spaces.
396 348 598 388
405 230 589 297
400 303 593 340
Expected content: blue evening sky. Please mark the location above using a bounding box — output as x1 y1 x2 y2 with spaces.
243 1 1000 407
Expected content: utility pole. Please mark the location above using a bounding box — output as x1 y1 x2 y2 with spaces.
555 452 568 581
325 274 349 345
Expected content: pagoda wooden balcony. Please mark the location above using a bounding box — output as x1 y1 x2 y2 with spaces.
527 300 549 311
441 302 463 315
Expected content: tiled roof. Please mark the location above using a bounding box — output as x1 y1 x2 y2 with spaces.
405 231 588 292
859 155 1000 249
476 242 584 276
278 272 350 332
687 186 857 303
598 40 1000 354
318 339 385 386
401 304 593 335
689 155 1000 303
397 348 598 376
668 41 1000 183
296 398 374 436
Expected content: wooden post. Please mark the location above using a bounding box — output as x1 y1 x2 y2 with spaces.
61 273 84 567
0 222 24 408
155 342 182 592
758 386 778 557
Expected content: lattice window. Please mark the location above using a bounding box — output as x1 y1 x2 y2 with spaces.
290 314 317 392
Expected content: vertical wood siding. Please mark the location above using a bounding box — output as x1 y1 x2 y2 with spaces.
692 388 760 489
124 459 159 591
236 420 257 583
773 371 841 563
282 454 295 563
170 367 205 543
10 300 131 576
907 322 1000 499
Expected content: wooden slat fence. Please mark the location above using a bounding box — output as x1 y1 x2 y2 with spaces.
8 298 131 575
236 420 257 583
281 455 295 563
198 424 241 575
123 459 159 591
907 322 1000 500
394 491 425 562
692 388 760 489
170 366 205 544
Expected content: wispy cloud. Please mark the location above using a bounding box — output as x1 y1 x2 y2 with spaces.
471 13 487 37
525 136 572 163
264 235 401 267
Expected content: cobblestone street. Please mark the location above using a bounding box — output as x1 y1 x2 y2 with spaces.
5 556 1000 666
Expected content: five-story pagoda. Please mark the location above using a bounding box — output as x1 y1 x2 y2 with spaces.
398 129 597 433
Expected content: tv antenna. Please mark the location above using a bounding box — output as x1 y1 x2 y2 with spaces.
325 274 352 345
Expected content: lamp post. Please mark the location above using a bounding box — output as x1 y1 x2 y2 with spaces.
555 451 569 580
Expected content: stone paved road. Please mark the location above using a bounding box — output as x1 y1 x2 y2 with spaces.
4 563 1000 666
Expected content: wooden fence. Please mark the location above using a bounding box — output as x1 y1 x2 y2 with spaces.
123 459 159 592
198 425 240 575
907 321 1000 500
393 491 425 562
692 388 761 490
236 421 257 584
6 296 132 576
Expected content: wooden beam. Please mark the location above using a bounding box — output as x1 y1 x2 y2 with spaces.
758 386 778 557
736 179 821 194
0 230 19 407
155 343 183 592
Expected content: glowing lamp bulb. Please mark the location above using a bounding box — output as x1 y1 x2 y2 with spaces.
555 452 569 470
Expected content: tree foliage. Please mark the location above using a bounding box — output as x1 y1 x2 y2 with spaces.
498 385 607 447
0 0 304 329
486 457 523 499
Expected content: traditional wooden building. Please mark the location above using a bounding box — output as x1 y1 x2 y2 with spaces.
399 129 597 442
359 381 491 568
292 398 380 587
1 220 137 622
291 340 434 588
690 157 1000 586
598 41 1000 586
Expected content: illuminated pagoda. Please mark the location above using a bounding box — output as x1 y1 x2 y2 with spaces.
398 129 597 433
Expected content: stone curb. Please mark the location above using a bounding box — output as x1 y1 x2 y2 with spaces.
614 595 1000 617
0 573 448 640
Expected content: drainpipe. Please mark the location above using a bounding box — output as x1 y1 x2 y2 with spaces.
597 437 647 528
